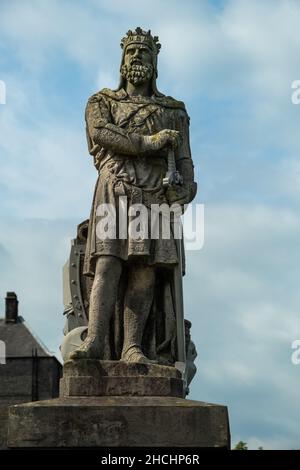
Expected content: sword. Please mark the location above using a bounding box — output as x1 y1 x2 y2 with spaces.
163 148 183 188
163 148 187 396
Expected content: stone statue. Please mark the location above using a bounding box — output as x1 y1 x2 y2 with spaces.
68 27 197 367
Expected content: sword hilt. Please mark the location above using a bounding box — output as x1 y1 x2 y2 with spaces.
163 148 183 188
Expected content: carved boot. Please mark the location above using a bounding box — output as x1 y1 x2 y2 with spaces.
121 307 156 364
69 334 102 360
69 311 106 360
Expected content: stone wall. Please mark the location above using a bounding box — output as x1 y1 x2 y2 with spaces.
0 357 61 448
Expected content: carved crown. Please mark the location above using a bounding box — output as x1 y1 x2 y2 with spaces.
120 27 161 55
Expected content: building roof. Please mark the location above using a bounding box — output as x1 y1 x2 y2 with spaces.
0 316 52 358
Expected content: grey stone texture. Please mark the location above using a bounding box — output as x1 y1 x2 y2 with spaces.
8 358 230 449
0 357 61 449
8 397 230 448
60 359 184 398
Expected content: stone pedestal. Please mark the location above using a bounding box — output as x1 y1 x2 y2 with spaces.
60 359 184 398
7 359 230 449
8 396 230 448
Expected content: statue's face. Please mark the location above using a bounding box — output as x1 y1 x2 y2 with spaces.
121 43 154 87
123 44 152 68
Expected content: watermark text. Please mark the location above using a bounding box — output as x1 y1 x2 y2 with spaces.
291 80 300 104
95 199 204 251
0 80 6 105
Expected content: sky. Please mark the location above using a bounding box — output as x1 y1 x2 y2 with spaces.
0 0 300 450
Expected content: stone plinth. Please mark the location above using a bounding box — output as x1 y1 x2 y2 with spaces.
8 396 230 448
60 359 184 398
7 359 230 448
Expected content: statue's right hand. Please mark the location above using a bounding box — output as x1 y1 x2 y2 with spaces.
143 129 182 152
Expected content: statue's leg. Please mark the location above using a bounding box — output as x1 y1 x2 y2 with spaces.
121 263 156 363
70 255 122 359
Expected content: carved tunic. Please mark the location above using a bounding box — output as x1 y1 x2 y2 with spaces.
83 87 194 276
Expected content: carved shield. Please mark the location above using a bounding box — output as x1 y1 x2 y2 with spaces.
62 220 93 334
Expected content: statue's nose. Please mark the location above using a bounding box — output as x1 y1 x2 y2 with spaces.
133 49 142 58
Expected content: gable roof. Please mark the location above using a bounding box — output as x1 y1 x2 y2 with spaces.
0 316 52 358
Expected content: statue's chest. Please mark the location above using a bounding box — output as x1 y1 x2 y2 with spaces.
110 100 172 132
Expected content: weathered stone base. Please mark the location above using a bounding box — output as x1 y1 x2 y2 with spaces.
60 359 184 398
0 406 8 449
7 396 230 448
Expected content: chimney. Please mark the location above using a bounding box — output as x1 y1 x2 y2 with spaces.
5 292 18 323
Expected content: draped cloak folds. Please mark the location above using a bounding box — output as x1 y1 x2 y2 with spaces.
83 87 196 365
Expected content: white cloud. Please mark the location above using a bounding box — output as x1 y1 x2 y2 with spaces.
246 435 297 451
0 73 97 218
0 217 77 356
96 69 119 91
0 0 117 73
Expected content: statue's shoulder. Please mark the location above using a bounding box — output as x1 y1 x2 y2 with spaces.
98 88 126 101
87 88 125 105
153 94 187 112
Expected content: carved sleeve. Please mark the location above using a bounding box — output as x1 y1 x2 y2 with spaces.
174 110 197 201
85 95 146 156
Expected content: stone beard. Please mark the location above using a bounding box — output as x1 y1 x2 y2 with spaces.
121 62 154 86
